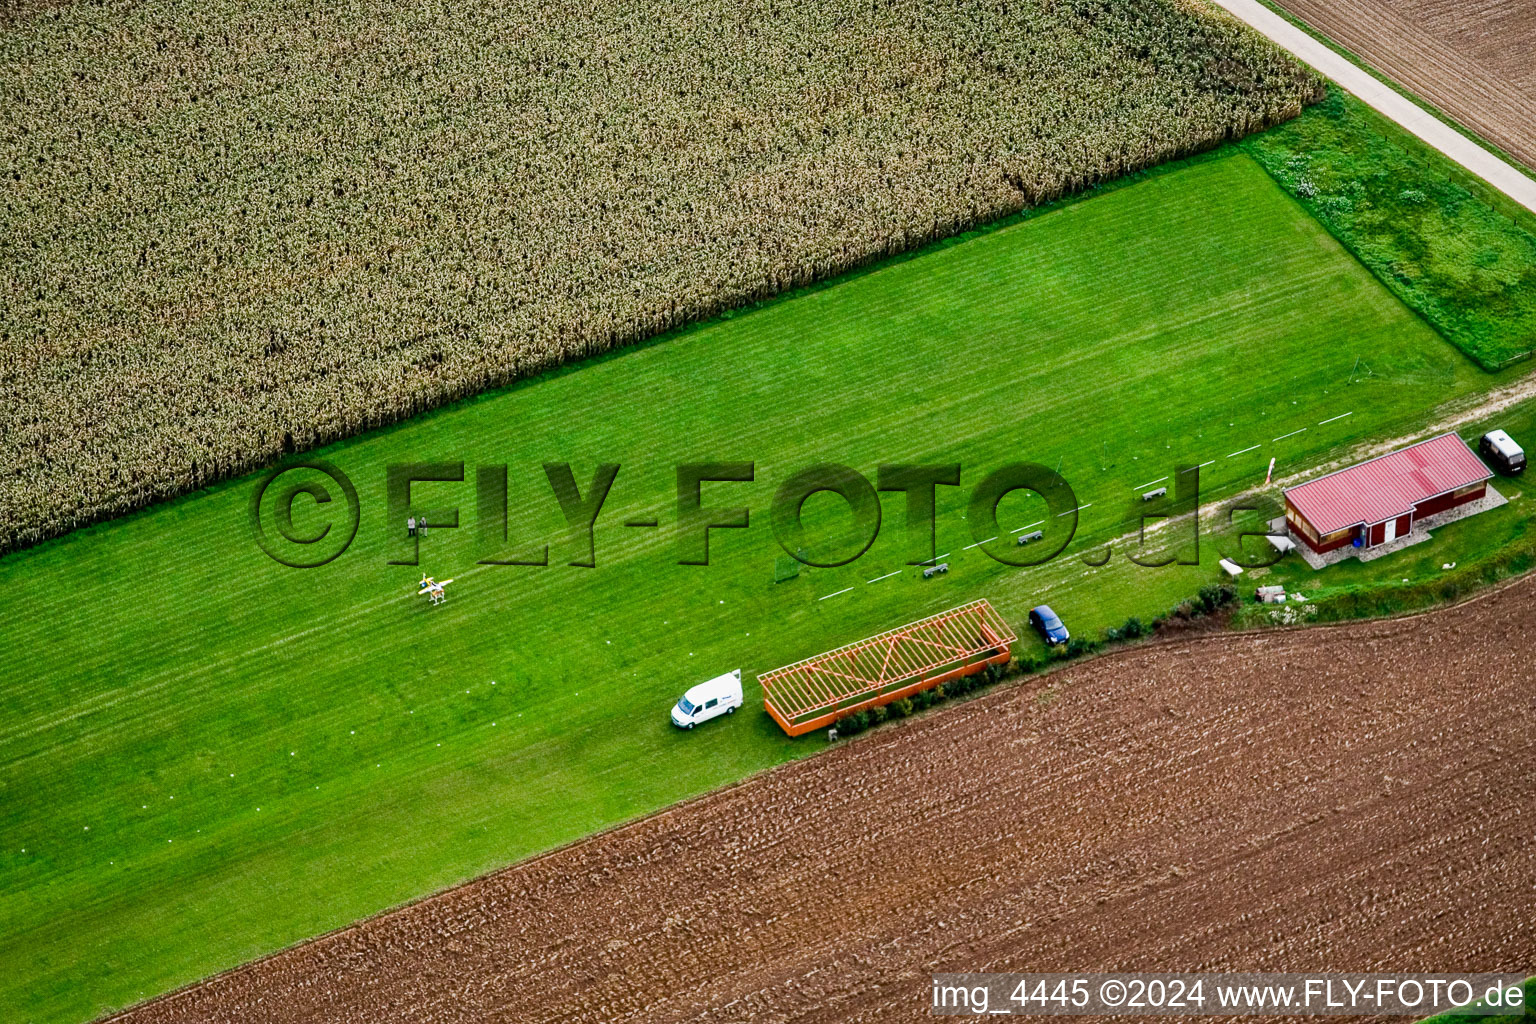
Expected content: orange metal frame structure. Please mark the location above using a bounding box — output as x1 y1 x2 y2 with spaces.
758 599 1017 737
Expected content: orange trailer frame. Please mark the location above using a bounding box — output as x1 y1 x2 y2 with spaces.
758 599 1017 737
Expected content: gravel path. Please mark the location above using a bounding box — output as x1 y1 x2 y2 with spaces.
1269 0 1536 171
1206 0 1536 214
106 575 1536 1023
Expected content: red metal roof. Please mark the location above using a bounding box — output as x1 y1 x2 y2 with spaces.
1284 432 1491 536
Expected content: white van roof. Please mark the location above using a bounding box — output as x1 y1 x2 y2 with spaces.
684 669 741 704
1485 429 1523 459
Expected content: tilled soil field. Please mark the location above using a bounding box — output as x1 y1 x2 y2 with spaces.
1273 0 1536 169
110 578 1536 1024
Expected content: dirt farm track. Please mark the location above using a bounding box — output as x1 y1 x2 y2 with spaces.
1273 0 1536 170
111 578 1536 1024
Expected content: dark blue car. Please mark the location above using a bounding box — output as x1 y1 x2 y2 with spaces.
1029 605 1070 646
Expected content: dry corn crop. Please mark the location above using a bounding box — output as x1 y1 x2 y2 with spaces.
0 0 1321 553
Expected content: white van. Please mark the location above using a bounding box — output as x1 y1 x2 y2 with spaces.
671 669 743 729
1480 429 1526 475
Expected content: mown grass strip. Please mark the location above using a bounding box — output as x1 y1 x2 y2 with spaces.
0 151 1517 1024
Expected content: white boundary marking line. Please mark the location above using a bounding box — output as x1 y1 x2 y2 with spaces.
1273 428 1307 441
962 536 997 550
1133 475 1168 490
1319 411 1353 425
1011 519 1046 533
1227 445 1261 458
865 570 901 584
1057 504 1091 517
818 587 854 600
1178 460 1216 474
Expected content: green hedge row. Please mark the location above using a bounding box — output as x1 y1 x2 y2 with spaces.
832 584 1238 737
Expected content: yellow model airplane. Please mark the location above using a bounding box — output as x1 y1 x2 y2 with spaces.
417 575 454 606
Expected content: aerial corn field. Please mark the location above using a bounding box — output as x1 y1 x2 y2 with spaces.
0 0 1320 554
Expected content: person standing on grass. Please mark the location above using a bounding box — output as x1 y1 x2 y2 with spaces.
407 515 416 537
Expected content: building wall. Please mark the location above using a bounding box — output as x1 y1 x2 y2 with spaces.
1286 508 1359 553
1413 482 1486 520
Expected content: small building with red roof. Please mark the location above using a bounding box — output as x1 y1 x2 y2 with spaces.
1284 432 1493 554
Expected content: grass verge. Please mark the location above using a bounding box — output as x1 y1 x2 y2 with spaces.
1242 88 1536 371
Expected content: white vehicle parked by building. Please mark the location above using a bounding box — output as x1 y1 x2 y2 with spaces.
671 669 743 729
1479 429 1526 475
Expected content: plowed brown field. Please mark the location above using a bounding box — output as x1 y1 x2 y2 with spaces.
109 577 1536 1024
1273 0 1536 169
